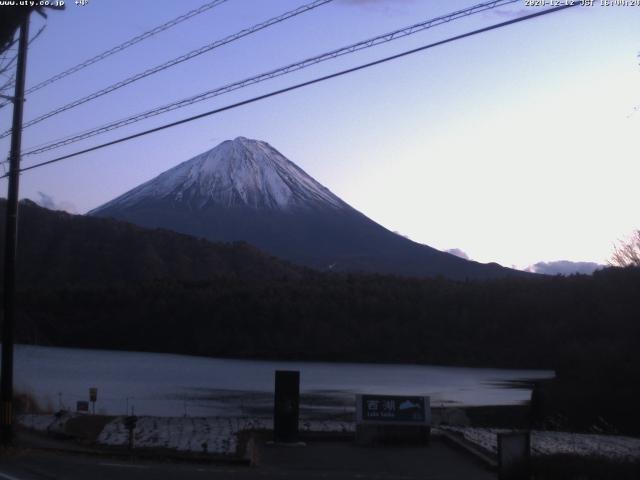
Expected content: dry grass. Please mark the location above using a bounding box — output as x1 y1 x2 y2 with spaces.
14 388 52 414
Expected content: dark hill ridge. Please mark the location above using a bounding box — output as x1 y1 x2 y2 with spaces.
0 199 303 288
4 203 640 436
90 137 526 280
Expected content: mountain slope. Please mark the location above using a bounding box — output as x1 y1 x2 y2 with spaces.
95 136 346 212
0 199 302 288
90 137 524 280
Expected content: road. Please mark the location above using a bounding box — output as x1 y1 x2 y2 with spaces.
0 439 496 479
1 450 253 480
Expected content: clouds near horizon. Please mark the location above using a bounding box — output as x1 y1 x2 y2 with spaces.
339 0 414 4
525 260 603 276
490 8 530 19
446 248 470 260
34 192 77 214
338 0 415 13
444 248 604 276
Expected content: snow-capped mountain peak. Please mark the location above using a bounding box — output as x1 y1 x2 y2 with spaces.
93 137 346 212
90 137 523 280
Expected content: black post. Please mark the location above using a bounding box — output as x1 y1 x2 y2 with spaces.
498 431 531 480
124 415 137 450
273 370 300 443
1 12 30 446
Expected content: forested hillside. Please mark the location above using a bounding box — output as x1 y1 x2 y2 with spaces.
2 200 639 433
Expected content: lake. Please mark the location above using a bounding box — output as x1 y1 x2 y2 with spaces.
14 344 553 417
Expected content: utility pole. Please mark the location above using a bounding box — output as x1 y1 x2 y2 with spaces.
1 11 30 446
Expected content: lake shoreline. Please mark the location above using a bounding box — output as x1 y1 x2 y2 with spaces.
14 344 553 417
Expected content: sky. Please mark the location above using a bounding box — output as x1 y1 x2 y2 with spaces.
0 0 638 272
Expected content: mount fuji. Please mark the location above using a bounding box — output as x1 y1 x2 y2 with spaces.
90 137 520 279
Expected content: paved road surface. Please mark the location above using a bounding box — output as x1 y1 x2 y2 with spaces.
0 440 496 480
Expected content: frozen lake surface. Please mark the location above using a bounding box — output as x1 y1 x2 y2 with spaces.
15 344 553 417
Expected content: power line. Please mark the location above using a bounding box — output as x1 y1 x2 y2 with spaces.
0 0 229 109
0 0 333 139
1 3 578 180
0 24 47 102
20 0 519 157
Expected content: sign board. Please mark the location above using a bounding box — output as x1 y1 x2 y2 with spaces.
89 387 97 402
356 395 431 426
76 400 89 412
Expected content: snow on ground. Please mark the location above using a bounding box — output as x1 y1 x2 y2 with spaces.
442 427 640 462
22 412 638 460
18 413 354 455
98 416 262 454
18 413 56 432
100 416 354 454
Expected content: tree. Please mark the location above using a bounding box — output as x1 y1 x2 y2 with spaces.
0 8 47 112
610 230 640 267
0 47 17 101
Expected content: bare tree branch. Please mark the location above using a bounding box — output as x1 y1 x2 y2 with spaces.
610 230 640 267
0 23 46 109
